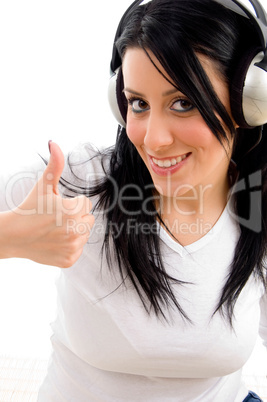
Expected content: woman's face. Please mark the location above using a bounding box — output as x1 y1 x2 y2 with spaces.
122 48 235 201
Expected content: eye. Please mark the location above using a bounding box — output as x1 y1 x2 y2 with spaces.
171 98 194 112
128 97 149 113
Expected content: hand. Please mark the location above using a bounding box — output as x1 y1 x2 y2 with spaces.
10 141 94 268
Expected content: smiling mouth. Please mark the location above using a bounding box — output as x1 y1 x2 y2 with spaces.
151 153 190 168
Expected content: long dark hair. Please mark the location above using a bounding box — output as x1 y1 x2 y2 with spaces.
67 0 267 323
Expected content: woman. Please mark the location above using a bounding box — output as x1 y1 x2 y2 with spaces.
1 0 267 400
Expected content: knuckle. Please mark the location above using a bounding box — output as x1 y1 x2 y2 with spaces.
60 261 72 269
61 254 76 268
65 249 83 268
66 217 93 236
84 214 95 228
68 239 80 253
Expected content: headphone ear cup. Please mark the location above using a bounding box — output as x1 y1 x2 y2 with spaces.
243 51 267 127
108 67 127 127
231 49 267 128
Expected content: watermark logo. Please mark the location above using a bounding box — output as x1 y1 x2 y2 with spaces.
4 169 263 234
227 171 262 233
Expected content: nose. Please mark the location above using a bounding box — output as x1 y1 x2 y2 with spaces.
144 111 174 152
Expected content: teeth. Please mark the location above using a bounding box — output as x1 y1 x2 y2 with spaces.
152 154 187 168
163 160 171 168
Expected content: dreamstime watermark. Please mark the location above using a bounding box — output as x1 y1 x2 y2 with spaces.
4 169 263 233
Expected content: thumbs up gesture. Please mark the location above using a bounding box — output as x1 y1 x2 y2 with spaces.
9 142 94 268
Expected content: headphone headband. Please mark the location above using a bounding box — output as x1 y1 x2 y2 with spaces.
216 0 267 53
108 0 267 128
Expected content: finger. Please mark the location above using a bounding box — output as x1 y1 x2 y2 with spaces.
82 214 95 229
61 196 93 217
40 141 65 196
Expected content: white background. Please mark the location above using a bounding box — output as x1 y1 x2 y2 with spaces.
0 0 133 359
0 0 266 377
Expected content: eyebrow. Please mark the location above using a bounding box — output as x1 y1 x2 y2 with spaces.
123 87 180 97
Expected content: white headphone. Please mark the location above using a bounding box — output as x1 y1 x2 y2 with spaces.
108 0 267 129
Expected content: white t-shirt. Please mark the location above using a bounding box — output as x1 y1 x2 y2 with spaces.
1 144 266 401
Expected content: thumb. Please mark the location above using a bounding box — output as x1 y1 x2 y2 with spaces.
41 141 65 195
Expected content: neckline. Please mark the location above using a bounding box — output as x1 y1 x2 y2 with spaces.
157 202 230 256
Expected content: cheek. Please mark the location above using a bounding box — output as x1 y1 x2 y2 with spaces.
126 119 145 147
126 115 224 155
188 130 215 149
175 118 215 148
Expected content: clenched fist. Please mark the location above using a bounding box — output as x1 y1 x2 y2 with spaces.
5 142 94 268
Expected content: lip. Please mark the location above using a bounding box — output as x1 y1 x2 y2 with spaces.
148 153 191 176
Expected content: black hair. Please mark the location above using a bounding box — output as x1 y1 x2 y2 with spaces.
66 0 267 323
